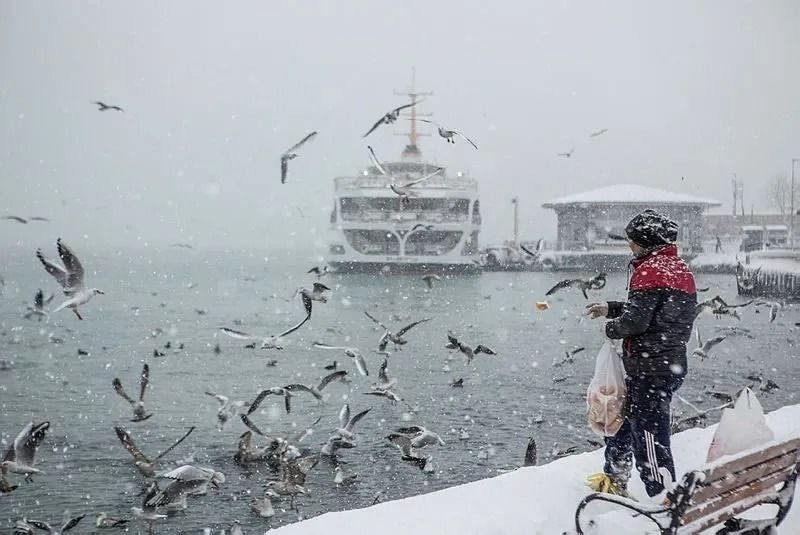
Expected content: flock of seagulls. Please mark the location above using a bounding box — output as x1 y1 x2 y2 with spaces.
1 97 789 534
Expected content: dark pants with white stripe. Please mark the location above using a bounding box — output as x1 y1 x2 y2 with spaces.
604 374 684 497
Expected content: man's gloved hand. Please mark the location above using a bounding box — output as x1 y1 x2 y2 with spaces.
585 302 609 319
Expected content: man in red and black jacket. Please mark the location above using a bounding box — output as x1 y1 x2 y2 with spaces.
586 209 697 499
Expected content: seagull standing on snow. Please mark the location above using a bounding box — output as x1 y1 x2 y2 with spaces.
363 100 423 138
36 239 104 320
112 363 152 421
418 119 478 150
281 132 318 184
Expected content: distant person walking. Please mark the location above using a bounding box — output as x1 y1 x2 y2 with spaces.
585 210 697 499
715 236 723 254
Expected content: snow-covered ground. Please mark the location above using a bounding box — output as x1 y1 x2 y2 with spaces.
690 252 739 272
273 404 800 535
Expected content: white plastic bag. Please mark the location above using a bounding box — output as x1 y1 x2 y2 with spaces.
586 339 627 437
706 387 774 462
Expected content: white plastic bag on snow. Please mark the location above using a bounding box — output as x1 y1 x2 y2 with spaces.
706 387 774 462
586 339 627 437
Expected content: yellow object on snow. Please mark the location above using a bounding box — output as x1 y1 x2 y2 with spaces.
586 473 631 498
535 301 550 311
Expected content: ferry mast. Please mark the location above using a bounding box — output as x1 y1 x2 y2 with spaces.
394 69 433 161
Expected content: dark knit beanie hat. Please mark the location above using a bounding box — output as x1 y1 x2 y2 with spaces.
625 209 679 249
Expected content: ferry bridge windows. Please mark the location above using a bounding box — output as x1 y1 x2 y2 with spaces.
404 231 463 256
340 197 471 222
343 230 400 255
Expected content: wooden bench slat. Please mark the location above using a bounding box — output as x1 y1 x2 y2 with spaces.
681 466 793 526
690 452 800 505
680 491 784 534
702 438 800 483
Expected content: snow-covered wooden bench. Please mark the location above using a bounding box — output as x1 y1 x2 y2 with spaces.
575 437 800 534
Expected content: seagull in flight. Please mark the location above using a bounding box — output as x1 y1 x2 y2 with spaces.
445 331 496 364
307 265 331 279
519 238 544 259
93 101 124 112
363 310 430 352
24 515 85 534
418 119 478 150
36 238 104 320
131 483 167 531
114 426 195 477
313 342 369 376
24 289 54 321
281 131 318 184
546 273 606 299
421 273 441 289
692 329 727 360
2 215 49 224
1 421 50 492
589 128 608 137
363 100 423 138
112 363 153 421
205 392 249 431
219 310 311 350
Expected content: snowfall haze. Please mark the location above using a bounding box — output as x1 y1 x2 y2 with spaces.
1 0 799 251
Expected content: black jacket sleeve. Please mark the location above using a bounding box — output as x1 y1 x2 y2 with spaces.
605 290 661 339
607 301 624 319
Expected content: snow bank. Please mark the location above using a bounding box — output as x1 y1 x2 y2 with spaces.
690 252 739 270
273 404 800 535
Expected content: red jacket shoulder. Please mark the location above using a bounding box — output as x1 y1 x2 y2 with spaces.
630 254 696 293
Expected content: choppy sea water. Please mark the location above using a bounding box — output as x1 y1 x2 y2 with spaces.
1 247 797 533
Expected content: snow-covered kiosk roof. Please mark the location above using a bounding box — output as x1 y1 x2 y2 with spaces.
542 184 722 208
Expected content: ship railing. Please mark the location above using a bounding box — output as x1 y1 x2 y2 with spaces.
334 176 478 190
340 211 469 223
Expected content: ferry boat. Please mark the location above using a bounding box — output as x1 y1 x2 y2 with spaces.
327 85 481 274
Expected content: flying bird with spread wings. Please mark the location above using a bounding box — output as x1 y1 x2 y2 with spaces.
363 100 423 138
280 132 318 184
417 119 478 150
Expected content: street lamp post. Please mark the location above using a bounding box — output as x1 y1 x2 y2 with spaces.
511 197 519 248
793 159 800 249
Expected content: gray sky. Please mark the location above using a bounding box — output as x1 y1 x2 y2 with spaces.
1 0 798 252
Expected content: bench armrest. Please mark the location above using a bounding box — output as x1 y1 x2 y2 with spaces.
575 493 671 535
